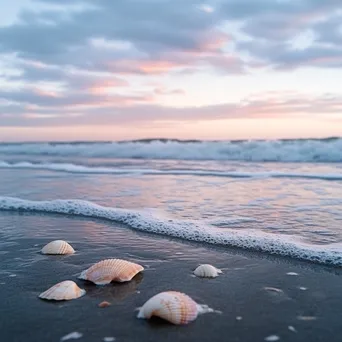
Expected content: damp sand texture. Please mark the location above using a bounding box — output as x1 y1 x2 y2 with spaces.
1 213 342 342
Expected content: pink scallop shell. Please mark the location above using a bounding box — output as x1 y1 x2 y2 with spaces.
39 280 85 301
41 240 75 255
137 291 211 325
78 259 144 285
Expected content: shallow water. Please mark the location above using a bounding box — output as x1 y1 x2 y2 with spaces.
0 149 342 266
1 141 342 341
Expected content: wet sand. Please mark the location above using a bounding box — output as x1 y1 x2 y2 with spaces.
1 212 342 342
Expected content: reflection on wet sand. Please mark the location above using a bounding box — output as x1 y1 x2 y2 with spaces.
81 273 144 302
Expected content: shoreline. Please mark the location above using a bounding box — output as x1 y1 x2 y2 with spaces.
1 212 342 341
0 197 341 267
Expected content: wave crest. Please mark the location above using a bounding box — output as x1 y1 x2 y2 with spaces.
0 138 341 162
0 161 341 180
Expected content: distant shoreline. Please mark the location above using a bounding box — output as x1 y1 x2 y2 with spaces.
0 136 341 144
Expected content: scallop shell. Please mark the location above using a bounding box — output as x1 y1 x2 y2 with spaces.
39 280 86 301
193 264 222 278
98 301 111 308
78 259 144 285
41 240 75 255
137 291 214 325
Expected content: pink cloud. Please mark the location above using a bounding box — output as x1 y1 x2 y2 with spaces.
197 31 231 52
8 92 341 127
103 59 185 74
60 93 156 110
96 31 242 75
86 78 129 95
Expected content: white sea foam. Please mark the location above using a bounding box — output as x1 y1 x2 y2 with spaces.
0 161 341 180
0 196 341 266
0 138 341 162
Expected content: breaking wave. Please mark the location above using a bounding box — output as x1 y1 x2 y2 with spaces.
0 138 341 162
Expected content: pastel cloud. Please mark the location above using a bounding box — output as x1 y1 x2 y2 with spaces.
0 0 341 139
1 92 341 127
0 1 236 71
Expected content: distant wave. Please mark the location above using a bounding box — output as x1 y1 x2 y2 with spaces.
0 196 341 266
0 161 342 180
0 138 341 162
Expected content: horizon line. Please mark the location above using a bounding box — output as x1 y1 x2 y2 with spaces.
0 136 341 144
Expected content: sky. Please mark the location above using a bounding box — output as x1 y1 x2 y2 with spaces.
0 0 342 141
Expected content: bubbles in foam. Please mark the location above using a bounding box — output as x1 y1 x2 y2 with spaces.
0 196 341 266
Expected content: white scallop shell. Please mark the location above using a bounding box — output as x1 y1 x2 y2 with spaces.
78 259 144 285
39 280 86 301
137 291 214 325
193 264 222 278
41 240 75 255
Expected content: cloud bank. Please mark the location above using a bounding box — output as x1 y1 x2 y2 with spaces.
0 0 341 130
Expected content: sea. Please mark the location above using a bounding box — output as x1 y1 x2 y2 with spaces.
0 138 342 267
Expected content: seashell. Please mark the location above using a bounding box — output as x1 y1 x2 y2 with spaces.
60 332 83 341
137 291 214 325
265 335 280 342
78 259 144 285
193 264 222 278
41 240 75 255
39 280 86 301
103 338 115 342
98 301 111 308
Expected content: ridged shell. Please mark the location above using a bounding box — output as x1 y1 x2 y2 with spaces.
78 259 144 285
137 291 212 325
41 240 75 255
193 264 222 278
39 280 86 301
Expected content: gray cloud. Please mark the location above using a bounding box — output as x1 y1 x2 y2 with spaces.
0 1 223 62
0 86 152 109
237 40 342 70
313 14 342 45
218 0 342 70
226 0 339 17
0 0 244 99
8 61 130 92
2 0 340 75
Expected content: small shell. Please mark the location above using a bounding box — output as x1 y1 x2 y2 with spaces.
60 332 83 341
103 338 115 342
193 264 222 278
39 280 86 301
137 291 214 325
78 259 144 285
98 301 111 308
41 240 75 255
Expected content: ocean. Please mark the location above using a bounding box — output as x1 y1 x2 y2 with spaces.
0 138 342 266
